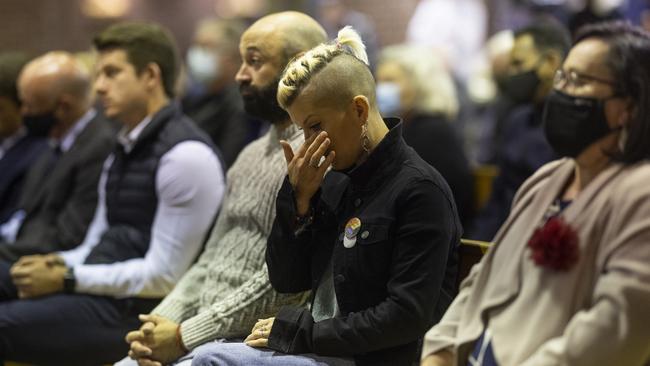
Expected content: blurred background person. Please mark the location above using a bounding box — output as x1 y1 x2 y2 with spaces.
0 51 115 262
406 0 488 83
470 29 516 165
376 44 474 226
470 19 570 241
567 0 626 35
181 17 258 168
316 0 380 69
0 52 48 224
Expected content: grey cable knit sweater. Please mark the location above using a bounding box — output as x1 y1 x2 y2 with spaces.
152 123 308 350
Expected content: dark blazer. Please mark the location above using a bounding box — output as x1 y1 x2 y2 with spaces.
470 104 556 241
0 112 115 262
402 113 474 226
266 119 461 366
0 134 48 223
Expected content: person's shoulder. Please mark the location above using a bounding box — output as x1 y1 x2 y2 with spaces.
509 158 569 204
402 144 440 177
613 161 650 198
15 134 48 151
86 112 116 138
159 141 223 187
401 145 455 196
522 158 569 186
75 113 116 153
503 103 537 127
227 126 280 166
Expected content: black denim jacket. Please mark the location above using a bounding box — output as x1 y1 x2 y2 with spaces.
266 118 461 366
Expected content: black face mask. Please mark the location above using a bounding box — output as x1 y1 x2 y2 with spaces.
543 90 617 158
23 112 58 137
239 76 289 124
501 68 541 104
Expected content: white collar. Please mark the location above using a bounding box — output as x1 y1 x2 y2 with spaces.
117 115 154 153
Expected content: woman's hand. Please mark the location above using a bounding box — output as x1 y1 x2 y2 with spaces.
280 131 335 216
421 350 454 366
245 317 275 348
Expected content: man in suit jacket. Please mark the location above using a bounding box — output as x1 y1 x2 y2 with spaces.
0 52 115 262
0 52 48 223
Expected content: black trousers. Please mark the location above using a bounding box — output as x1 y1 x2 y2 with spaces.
0 260 159 365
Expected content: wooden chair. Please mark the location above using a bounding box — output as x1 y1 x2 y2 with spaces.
472 164 499 211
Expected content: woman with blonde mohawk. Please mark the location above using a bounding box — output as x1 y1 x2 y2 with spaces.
190 26 461 366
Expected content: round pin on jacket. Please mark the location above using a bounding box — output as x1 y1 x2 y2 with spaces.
345 217 361 239
343 217 361 248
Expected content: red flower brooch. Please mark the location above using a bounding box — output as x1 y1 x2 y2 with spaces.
527 217 579 271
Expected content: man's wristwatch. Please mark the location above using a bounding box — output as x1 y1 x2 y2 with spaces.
63 267 76 294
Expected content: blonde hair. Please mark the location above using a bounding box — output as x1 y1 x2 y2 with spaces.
277 26 370 109
379 44 459 120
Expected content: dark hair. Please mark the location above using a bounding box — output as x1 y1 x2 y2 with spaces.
515 18 571 56
0 52 29 105
93 22 179 98
575 21 650 163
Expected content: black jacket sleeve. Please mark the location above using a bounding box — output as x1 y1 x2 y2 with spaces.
266 176 319 294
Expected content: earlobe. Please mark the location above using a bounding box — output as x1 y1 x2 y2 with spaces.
353 95 369 125
541 51 561 79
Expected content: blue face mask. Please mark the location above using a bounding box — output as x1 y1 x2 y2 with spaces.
376 82 401 116
186 46 220 85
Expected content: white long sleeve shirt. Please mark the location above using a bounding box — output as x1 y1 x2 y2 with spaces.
59 117 225 299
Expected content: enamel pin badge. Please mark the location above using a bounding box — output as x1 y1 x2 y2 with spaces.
343 217 361 248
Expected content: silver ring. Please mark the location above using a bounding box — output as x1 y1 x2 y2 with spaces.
310 161 319 168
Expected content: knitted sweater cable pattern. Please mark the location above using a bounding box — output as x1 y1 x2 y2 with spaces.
152 123 309 350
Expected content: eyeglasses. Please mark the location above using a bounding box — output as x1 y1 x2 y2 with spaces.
553 69 618 90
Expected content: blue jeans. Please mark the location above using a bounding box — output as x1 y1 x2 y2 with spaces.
467 331 498 366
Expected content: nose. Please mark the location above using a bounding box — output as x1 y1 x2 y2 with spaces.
94 74 107 95
235 63 251 84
